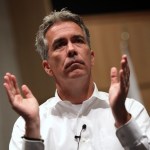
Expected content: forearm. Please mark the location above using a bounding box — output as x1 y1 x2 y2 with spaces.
22 117 44 150
112 104 131 128
25 117 41 139
9 116 44 150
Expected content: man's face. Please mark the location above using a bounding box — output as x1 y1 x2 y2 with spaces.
43 21 94 82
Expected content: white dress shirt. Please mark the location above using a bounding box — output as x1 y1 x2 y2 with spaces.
9 83 150 150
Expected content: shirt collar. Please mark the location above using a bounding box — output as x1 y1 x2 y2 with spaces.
54 82 108 104
50 82 109 115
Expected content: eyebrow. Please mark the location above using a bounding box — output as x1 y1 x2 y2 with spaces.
53 34 84 43
52 37 65 47
72 35 85 40
53 38 64 44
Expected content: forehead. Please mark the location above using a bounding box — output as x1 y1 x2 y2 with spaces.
45 21 84 41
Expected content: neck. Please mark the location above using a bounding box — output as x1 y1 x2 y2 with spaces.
56 77 94 104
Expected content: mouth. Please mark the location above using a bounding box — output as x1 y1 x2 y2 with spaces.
65 60 85 70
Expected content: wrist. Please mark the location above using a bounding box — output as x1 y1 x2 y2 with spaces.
111 103 131 128
22 135 44 142
115 112 131 128
25 116 41 139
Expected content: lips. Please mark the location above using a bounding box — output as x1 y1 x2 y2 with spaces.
65 59 85 69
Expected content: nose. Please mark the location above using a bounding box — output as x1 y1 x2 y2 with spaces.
67 42 77 58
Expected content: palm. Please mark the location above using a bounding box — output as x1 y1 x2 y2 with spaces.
3 73 39 122
13 94 39 120
109 81 121 107
108 55 131 127
109 55 130 109
109 78 127 109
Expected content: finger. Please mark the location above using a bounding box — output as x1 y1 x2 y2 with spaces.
4 73 14 90
3 82 16 104
121 55 130 74
4 73 20 95
121 56 130 84
119 69 125 89
4 73 21 103
10 74 21 94
21 85 34 99
3 74 15 99
110 67 119 84
4 73 11 87
120 69 130 92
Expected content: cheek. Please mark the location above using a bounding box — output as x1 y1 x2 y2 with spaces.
85 53 94 68
83 50 93 63
49 53 65 69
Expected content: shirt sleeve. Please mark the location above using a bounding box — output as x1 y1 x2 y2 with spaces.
22 139 44 150
116 99 150 150
116 118 150 149
9 117 45 150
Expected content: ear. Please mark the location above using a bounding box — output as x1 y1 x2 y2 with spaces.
42 60 53 76
90 50 95 66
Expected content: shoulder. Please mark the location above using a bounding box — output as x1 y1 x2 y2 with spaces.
125 97 149 117
97 90 145 110
125 97 145 109
97 90 147 113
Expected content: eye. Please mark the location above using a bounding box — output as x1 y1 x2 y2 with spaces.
76 38 84 43
72 35 85 44
53 39 67 50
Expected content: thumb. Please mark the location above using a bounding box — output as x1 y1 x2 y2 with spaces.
21 85 34 98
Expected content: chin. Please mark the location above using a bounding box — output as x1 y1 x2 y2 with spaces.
68 70 87 79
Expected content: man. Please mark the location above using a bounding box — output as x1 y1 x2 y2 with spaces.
3 9 150 150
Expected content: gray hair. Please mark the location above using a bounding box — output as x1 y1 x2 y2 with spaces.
35 8 91 60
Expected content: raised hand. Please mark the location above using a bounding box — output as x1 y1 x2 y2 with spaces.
3 72 40 138
109 55 131 127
